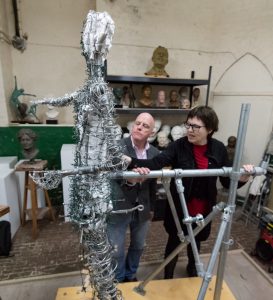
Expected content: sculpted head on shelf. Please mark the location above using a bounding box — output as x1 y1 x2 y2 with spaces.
157 131 170 148
171 125 186 141
17 128 39 161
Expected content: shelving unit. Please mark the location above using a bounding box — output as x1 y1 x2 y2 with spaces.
106 66 212 109
115 108 191 115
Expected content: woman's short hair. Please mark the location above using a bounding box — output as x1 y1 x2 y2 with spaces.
186 106 219 137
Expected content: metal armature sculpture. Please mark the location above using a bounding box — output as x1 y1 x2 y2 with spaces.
31 11 127 300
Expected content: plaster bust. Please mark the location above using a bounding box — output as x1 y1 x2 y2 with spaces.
192 87 200 107
157 131 170 149
156 90 167 108
161 124 171 136
148 118 162 143
171 125 186 141
123 121 134 138
46 105 59 119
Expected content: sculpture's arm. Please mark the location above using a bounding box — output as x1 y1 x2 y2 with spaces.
31 90 80 107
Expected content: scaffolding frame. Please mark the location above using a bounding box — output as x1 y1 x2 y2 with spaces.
31 103 266 299
113 103 266 299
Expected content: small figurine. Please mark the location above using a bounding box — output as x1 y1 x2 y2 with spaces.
17 128 39 162
138 85 154 108
168 90 180 109
145 46 169 77
10 76 39 123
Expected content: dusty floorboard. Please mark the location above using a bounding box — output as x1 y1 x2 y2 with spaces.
0 250 272 300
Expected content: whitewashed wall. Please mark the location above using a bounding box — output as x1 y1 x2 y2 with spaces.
0 0 95 125
0 0 273 168
98 0 273 168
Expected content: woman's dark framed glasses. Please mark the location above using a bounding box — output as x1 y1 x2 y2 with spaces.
184 122 206 132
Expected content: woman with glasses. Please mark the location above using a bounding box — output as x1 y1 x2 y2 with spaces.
125 105 253 278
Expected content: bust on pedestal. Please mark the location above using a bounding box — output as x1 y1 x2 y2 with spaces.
46 104 59 124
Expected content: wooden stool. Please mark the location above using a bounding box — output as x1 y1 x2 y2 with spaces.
0 205 10 217
15 160 55 239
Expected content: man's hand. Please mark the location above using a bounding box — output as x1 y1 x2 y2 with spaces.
132 167 151 175
240 164 254 182
122 155 132 165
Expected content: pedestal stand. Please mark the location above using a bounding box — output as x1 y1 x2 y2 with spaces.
15 160 55 238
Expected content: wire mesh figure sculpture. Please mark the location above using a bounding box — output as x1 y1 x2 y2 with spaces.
31 11 126 300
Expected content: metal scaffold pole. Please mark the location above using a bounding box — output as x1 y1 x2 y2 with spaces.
213 103 251 300
30 103 267 300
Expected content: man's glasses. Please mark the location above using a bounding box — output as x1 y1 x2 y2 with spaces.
184 122 206 132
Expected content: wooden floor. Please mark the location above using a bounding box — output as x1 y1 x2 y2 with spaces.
55 276 235 300
0 250 272 300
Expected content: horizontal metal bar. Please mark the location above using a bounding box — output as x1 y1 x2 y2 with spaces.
108 167 265 180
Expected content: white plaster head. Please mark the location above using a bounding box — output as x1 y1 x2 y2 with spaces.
171 125 186 141
161 124 171 135
157 131 170 147
127 121 134 133
153 119 162 134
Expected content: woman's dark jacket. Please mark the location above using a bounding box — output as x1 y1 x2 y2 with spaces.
131 136 245 240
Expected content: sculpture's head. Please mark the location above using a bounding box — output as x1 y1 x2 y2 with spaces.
81 11 115 65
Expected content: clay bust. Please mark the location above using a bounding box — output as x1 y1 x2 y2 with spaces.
181 98 191 109
156 90 167 108
168 90 180 109
178 86 189 100
138 85 153 108
171 125 186 141
226 136 237 163
145 46 169 77
17 128 39 161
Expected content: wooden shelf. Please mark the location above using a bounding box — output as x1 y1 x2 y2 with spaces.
106 75 209 87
